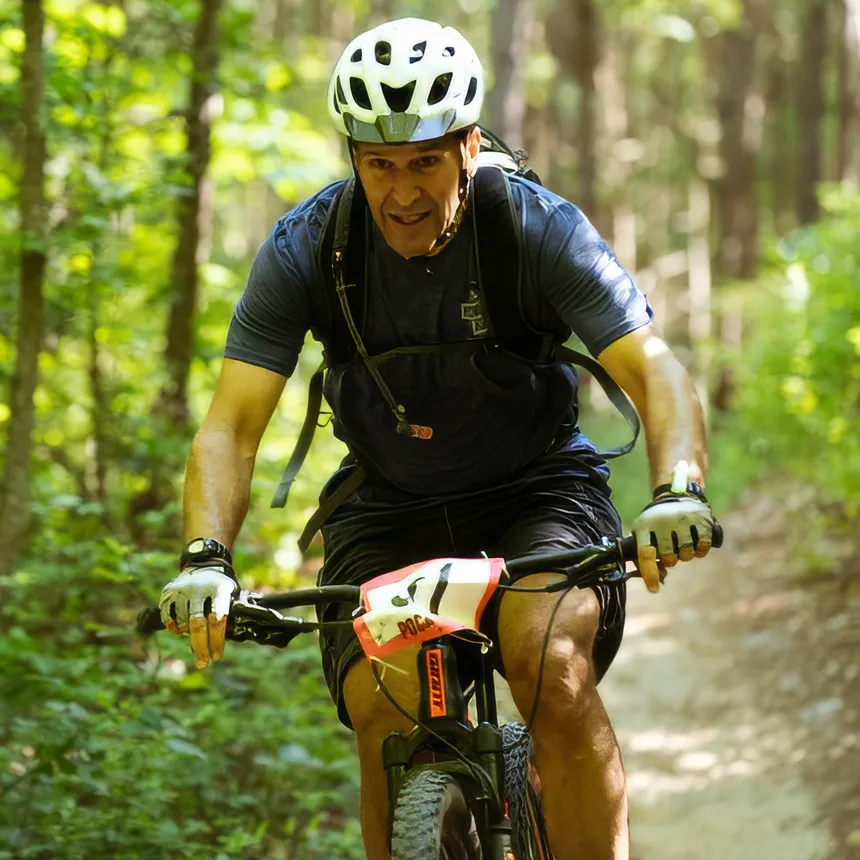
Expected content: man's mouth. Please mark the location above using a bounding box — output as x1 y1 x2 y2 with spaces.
388 211 430 227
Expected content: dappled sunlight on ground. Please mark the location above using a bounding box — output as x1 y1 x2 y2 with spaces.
599 495 858 860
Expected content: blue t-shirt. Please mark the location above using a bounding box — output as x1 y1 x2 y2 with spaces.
225 173 652 498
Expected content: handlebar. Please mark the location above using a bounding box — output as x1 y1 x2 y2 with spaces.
136 525 723 639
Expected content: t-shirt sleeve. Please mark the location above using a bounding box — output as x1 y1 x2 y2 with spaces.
223 231 311 378
537 201 653 356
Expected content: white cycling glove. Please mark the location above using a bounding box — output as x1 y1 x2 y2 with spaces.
159 565 237 633
632 494 714 565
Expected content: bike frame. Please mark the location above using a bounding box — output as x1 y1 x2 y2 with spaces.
139 528 724 858
381 636 513 858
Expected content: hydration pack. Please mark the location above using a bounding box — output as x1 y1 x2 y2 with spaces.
272 128 640 551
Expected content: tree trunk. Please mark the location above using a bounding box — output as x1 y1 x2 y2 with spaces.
157 0 222 428
715 19 759 279
487 0 533 149
88 296 109 508
0 0 47 578
546 0 601 219
796 0 828 224
837 0 860 181
766 52 794 233
574 0 599 220
687 172 713 423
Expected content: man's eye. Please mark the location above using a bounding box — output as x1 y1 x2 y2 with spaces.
415 156 440 169
368 158 392 170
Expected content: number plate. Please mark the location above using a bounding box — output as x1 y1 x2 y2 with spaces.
353 557 504 659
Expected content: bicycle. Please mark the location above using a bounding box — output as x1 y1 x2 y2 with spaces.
138 526 723 859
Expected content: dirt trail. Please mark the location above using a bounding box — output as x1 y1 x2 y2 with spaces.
599 494 860 860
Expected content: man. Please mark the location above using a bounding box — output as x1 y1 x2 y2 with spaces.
159 18 716 860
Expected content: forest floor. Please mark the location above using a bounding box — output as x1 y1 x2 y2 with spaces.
598 489 860 860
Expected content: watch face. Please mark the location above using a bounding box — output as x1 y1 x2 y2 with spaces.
188 539 205 554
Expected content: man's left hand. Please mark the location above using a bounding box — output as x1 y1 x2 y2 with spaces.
631 495 715 593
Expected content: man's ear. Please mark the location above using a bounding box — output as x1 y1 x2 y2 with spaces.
462 126 482 178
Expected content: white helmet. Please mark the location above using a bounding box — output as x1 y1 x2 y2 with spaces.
327 18 484 144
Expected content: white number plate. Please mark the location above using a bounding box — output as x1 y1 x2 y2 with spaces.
353 557 504 660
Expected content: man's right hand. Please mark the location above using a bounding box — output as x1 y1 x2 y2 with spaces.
159 566 238 668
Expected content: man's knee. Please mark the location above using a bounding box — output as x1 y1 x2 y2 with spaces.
497 576 601 728
342 645 422 746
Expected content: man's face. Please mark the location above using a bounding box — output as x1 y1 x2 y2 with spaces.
352 128 481 260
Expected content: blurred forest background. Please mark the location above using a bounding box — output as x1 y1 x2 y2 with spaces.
0 0 858 857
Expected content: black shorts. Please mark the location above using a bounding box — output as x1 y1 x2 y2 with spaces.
315 462 626 729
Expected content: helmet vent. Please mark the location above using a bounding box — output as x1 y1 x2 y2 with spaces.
427 73 452 105
332 90 341 114
350 48 362 62
442 46 455 57
336 77 346 104
349 77 372 109
409 41 427 63
381 80 415 113
374 41 391 65
464 76 478 106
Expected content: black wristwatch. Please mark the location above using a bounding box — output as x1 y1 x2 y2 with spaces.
651 481 708 502
179 537 233 572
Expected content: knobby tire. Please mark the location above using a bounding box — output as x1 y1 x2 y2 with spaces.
502 722 554 860
390 769 480 860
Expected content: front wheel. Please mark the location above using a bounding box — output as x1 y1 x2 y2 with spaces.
502 722 554 860
390 769 481 860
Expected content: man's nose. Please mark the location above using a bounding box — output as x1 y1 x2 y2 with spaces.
389 168 421 208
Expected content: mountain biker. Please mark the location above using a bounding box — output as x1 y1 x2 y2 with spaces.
159 17 716 860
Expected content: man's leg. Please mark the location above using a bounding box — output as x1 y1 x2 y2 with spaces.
342 645 422 860
497 573 628 860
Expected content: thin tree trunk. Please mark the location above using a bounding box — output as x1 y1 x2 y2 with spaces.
837 0 860 181
0 0 47 578
766 53 794 233
712 6 762 410
157 0 222 428
575 0 599 220
716 20 759 279
687 172 713 423
546 0 600 219
487 0 533 149
88 292 108 508
796 0 828 224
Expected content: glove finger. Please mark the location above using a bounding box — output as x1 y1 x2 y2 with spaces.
657 531 679 568
694 540 712 559
172 598 191 628
208 613 228 661
211 587 232 620
189 616 211 669
159 598 175 630
676 527 697 562
188 596 207 620
634 532 660 593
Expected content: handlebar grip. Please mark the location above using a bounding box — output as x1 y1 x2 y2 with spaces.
620 534 638 563
137 607 165 634
712 523 724 548
620 522 723 563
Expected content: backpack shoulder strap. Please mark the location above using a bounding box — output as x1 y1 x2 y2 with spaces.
315 176 369 363
474 168 640 459
270 359 327 508
557 345 641 459
472 167 559 361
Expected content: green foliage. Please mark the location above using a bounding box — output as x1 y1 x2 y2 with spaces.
1 535 362 860
723 185 860 511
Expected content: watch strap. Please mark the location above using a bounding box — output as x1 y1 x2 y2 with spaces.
179 537 233 571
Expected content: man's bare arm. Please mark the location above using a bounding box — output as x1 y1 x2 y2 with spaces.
597 325 708 491
183 358 287 548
